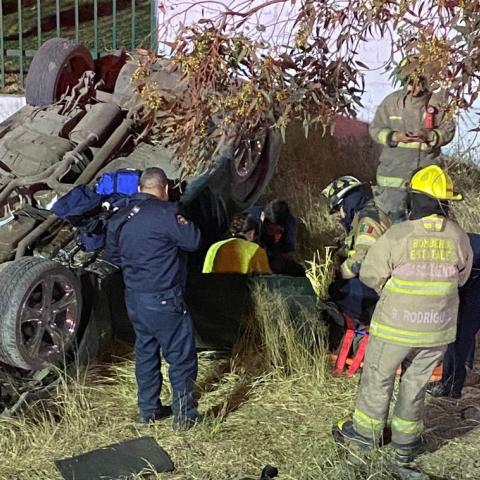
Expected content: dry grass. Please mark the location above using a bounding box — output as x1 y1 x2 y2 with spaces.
1 135 480 479
444 159 480 234
3 257 478 480
266 122 358 261
0 290 382 480
305 248 335 300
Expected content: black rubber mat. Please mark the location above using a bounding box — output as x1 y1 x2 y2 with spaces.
55 436 174 480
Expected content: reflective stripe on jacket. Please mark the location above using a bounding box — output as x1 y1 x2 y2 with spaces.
203 238 272 274
360 215 473 347
340 203 391 279
370 89 455 187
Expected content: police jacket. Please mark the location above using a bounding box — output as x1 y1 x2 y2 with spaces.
202 237 271 274
360 214 472 347
105 192 201 296
463 233 480 290
370 89 455 188
340 201 390 279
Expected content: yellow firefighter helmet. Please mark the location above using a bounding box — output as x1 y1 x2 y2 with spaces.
410 165 462 201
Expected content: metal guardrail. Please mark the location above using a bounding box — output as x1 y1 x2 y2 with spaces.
0 0 158 88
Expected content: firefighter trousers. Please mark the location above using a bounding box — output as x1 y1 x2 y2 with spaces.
353 335 446 446
372 186 408 224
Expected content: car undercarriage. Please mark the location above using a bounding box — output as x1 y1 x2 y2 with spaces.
0 37 286 413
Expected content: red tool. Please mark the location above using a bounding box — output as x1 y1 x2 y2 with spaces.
424 106 437 130
334 314 369 376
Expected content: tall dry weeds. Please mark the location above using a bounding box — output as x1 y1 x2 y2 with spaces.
2 135 480 479
445 159 480 233
305 248 336 300
235 285 328 380
265 121 375 261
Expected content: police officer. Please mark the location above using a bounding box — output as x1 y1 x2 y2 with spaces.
105 167 201 429
427 233 480 399
322 176 390 323
334 165 472 463
370 58 455 223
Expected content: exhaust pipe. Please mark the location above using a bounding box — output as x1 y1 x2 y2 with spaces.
15 115 135 259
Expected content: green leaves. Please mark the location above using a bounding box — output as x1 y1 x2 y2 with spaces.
142 0 480 175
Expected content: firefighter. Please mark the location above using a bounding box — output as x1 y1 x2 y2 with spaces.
370 59 456 223
322 176 390 323
203 212 271 274
105 167 201 430
334 165 473 463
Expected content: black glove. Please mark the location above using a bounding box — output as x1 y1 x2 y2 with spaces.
261 465 279 479
238 464 278 480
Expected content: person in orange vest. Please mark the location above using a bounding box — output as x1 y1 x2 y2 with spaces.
203 212 271 274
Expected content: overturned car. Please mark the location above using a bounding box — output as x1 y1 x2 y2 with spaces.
0 38 323 411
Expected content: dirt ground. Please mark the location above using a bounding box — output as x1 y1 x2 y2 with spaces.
418 365 480 479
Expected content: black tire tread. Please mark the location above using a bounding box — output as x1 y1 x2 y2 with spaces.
0 257 81 370
231 129 281 209
0 257 45 368
25 37 94 106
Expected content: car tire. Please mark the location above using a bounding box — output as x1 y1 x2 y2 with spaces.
25 38 95 106
0 257 82 370
230 129 282 208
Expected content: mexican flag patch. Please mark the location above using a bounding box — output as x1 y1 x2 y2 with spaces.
359 223 374 234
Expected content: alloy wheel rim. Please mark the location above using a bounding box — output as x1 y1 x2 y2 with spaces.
19 274 79 365
233 135 265 180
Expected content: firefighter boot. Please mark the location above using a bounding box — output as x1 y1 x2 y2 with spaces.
391 437 427 464
333 418 376 449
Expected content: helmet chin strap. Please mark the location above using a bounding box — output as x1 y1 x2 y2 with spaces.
438 198 449 217
408 192 449 221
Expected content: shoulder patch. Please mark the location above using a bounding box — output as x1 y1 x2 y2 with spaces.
176 214 189 225
359 223 374 234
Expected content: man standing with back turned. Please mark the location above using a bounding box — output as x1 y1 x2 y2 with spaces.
335 165 472 463
105 167 201 430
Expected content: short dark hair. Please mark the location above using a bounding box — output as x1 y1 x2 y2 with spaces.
229 213 259 237
264 199 290 226
139 167 168 190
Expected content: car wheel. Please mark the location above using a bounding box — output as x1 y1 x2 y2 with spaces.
230 129 282 208
0 257 82 370
25 38 95 106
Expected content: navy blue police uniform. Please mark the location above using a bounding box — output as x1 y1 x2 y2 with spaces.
105 192 201 425
436 233 480 398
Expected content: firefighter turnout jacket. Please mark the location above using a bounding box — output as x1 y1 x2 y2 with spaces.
340 201 391 279
360 214 472 347
370 89 455 189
